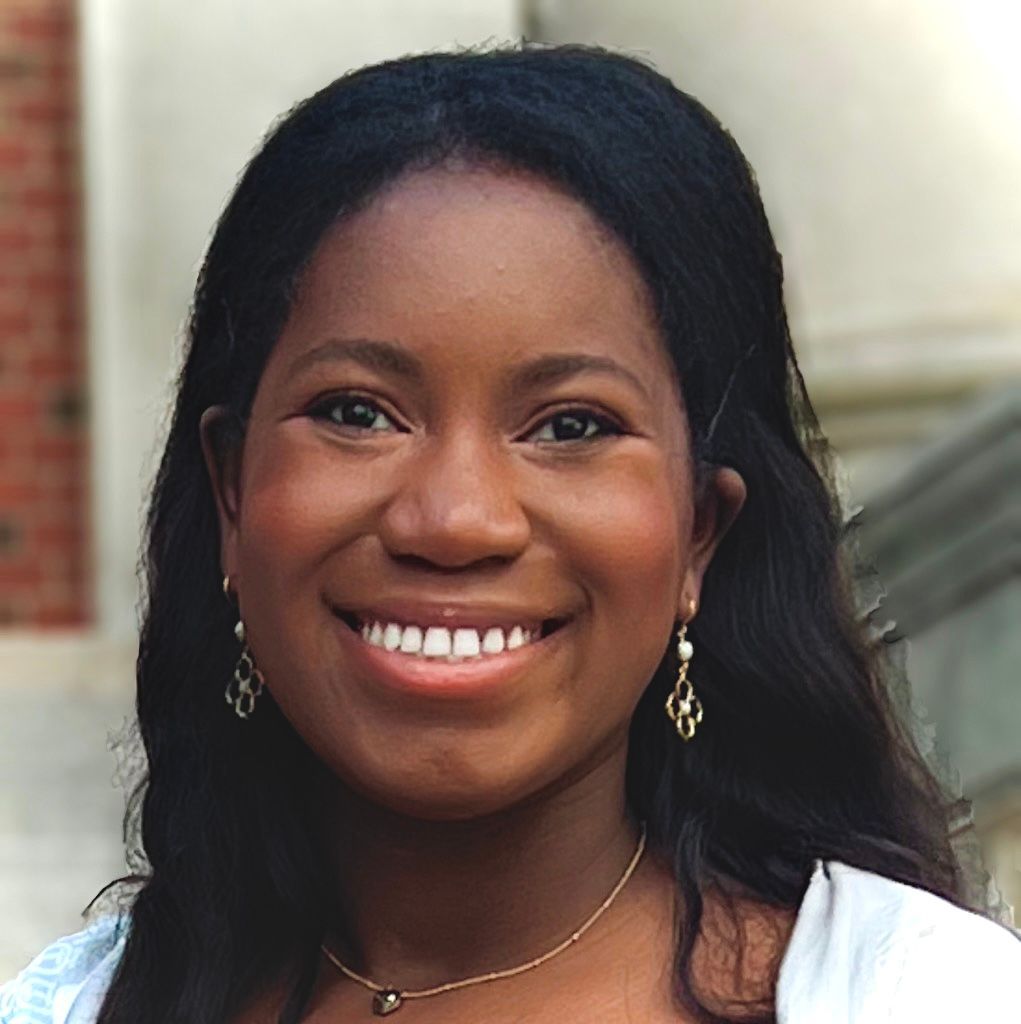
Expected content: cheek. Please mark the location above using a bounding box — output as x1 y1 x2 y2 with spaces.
551 455 689 646
233 432 387 726
239 428 365 559
532 455 688 753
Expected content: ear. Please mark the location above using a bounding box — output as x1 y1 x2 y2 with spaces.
679 466 746 619
200 405 244 585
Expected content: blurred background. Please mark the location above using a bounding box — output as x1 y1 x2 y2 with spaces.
1 0 1018 979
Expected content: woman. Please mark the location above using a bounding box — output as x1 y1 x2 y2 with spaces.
3 43 1017 1024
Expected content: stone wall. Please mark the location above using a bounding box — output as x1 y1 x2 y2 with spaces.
0 637 133 979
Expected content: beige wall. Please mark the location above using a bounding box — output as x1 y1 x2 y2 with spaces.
83 0 1021 634
0 0 521 982
82 0 522 642
536 0 1021 491
539 0 1021 921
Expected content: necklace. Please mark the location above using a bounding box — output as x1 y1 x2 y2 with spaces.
320 820 648 1016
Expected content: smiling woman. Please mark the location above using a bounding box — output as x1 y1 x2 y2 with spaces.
203 164 716 821
2 43 1018 1024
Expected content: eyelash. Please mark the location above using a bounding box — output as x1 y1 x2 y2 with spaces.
306 392 625 444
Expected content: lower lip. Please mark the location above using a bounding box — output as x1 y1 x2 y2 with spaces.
333 617 570 700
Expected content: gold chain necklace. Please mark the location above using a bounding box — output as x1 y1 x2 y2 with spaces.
320 820 648 1016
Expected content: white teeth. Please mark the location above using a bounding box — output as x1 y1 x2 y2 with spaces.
383 622 402 651
422 626 452 657
399 625 423 654
355 618 541 658
482 627 505 654
452 628 480 657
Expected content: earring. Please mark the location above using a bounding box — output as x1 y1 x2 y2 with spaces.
665 617 703 741
222 575 265 719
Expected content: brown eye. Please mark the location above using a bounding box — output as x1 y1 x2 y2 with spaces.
309 394 396 432
529 409 624 443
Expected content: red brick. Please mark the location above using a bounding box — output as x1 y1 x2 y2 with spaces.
0 0 87 626
25 350 79 377
32 433 81 458
14 96 72 123
54 309 80 334
0 139 32 169
19 186 75 211
0 481 39 505
0 563 42 586
0 223 33 251
24 268 74 292
0 305 31 331
0 434 34 461
38 556 81 587
33 480 83 506
35 603 85 627
0 394 38 420
9 11 73 44
32 521 81 547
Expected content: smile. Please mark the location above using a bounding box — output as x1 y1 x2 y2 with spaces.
354 617 549 660
331 607 571 699
334 606 567 657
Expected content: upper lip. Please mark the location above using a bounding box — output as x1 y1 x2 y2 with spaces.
329 598 571 633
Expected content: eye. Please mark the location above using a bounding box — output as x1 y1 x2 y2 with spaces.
527 408 624 444
307 393 398 433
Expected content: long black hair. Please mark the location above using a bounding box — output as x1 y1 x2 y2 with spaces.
93 43 962 1023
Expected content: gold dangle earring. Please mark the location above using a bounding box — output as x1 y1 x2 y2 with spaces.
665 600 703 741
222 574 265 720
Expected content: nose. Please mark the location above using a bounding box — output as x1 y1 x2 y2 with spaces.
377 430 531 569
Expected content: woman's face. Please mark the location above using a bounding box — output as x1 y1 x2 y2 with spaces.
205 166 744 820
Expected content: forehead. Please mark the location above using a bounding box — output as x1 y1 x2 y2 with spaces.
272 164 677 392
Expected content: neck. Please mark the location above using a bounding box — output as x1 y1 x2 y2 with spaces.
321 747 651 992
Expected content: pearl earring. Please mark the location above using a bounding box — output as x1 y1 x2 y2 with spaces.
222 575 265 719
665 603 703 741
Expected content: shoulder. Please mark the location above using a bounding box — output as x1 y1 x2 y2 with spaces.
0 914 130 1024
777 860 1021 1022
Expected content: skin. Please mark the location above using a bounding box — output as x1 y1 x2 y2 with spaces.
203 165 758 1022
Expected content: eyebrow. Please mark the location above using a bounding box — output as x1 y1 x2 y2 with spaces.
289 337 651 400
510 351 650 400
289 338 422 381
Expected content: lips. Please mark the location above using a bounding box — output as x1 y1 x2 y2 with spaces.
327 595 571 639
327 600 573 700
332 608 565 641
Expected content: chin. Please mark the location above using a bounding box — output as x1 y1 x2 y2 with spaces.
334 749 556 823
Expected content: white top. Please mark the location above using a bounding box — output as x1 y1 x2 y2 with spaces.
2 860 1019 1022
776 861 1020 1021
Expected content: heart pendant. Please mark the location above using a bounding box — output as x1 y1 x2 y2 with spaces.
373 989 403 1015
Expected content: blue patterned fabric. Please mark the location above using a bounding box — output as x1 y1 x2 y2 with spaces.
0 915 129 1024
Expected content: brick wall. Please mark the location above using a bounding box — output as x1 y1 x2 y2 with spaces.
0 0 87 627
